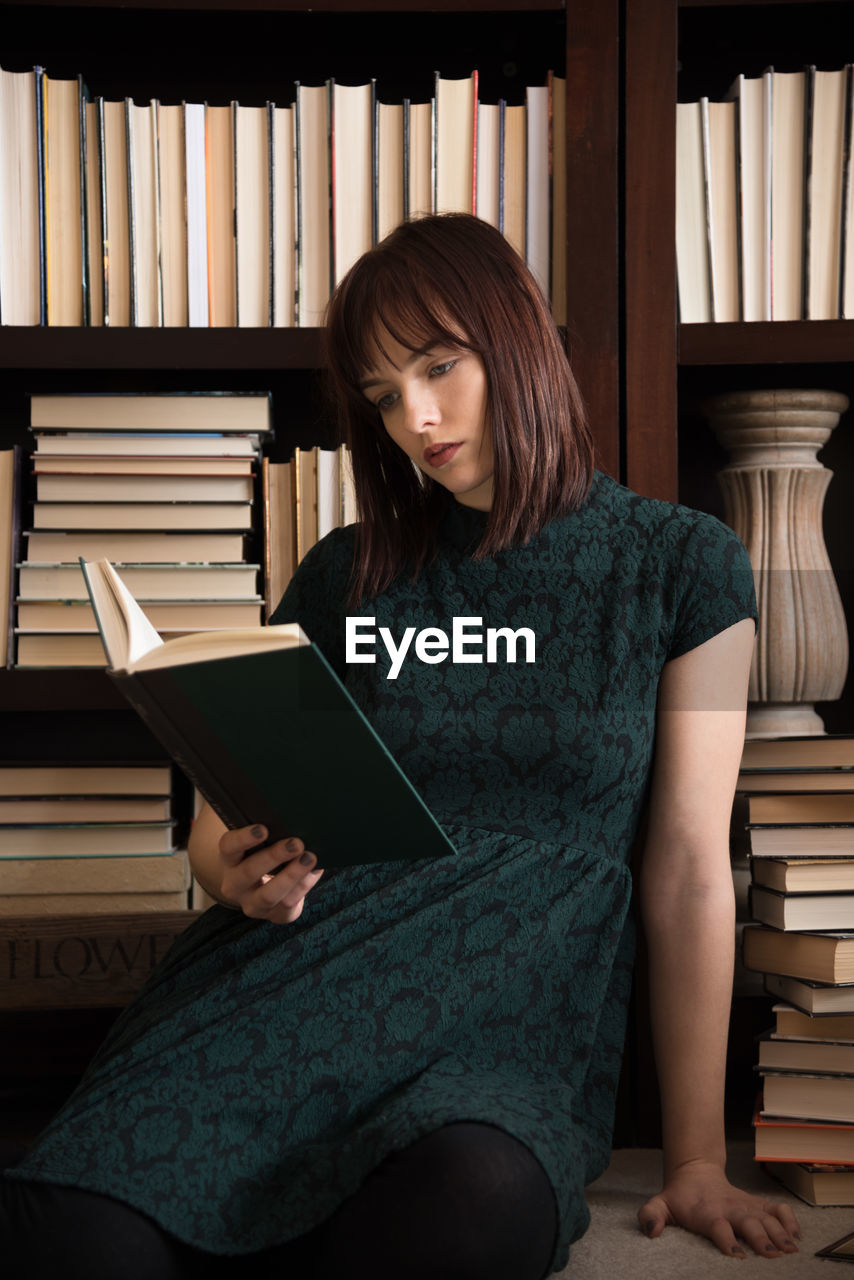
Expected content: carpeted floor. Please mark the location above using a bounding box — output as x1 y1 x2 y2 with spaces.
563 1142 854 1277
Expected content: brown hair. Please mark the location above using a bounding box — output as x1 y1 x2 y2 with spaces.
323 213 594 604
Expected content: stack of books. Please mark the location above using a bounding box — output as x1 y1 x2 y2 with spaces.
13 391 270 668
738 734 854 1202
676 63 854 322
0 762 190 916
0 63 567 329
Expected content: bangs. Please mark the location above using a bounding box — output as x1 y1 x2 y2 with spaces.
327 249 477 393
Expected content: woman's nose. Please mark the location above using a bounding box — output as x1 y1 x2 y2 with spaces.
402 385 439 434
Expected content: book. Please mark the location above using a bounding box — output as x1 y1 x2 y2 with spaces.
84 95 103 325
23 531 247 563
435 70 477 216
33 473 255 504
750 884 854 931
476 101 500 228
295 81 331 327
765 972 854 1016
675 99 712 323
234 100 270 327
377 101 405 242
774 1002 854 1040
0 823 176 858
293 445 318 562
31 433 259 457
0 891 190 917
741 736 854 770
127 99 161 327
32 503 255 532
331 80 375 285
754 1107 854 1163
738 769 854 792
503 103 526 260
18 563 260 601
0 447 20 667
0 764 171 795
407 99 433 219
753 859 854 893
0 848 188 893
761 1071 854 1124
30 392 272 433
817 1230 854 1260
748 825 854 859
805 66 847 319
205 103 236 327
0 65 42 325
32 455 254 476
17 599 263 632
81 559 456 869
262 458 296 620
747 792 854 824
100 98 131 327
43 70 84 326
184 100 209 328
728 70 771 322
769 68 807 320
526 83 550 300
550 72 567 325
743 925 854 984
842 65 854 318
271 103 295 327
764 1161 854 1205
156 101 188 327
757 1035 854 1076
706 98 740 322
0 796 171 823
315 447 341 540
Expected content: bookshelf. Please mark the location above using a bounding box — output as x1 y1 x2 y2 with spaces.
0 0 620 1009
624 0 854 1143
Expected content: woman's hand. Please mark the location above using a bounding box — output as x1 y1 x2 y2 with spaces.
637 1159 801 1258
218 824 324 924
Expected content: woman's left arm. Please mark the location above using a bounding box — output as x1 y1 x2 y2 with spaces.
637 617 801 1258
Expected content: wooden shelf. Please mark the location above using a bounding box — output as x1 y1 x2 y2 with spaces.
0 668 127 711
0 0 564 9
679 320 854 366
0 327 325 372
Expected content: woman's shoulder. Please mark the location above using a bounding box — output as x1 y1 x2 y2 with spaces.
581 469 741 551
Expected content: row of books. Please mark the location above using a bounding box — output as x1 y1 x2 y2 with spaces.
676 64 854 323
0 763 194 917
735 734 854 1204
0 64 568 331
6 391 355 668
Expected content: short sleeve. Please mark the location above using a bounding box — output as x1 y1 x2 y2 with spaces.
667 512 758 660
268 526 355 677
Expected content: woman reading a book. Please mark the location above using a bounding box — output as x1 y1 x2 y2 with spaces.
3 214 801 1278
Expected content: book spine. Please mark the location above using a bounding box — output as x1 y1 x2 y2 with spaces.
699 97 716 322
498 99 506 235
371 78 378 246
125 97 138 326
97 97 109 326
266 99 274 327
840 64 853 318
402 97 411 221
804 66 816 318
293 83 303 327
34 67 47 325
77 75 90 326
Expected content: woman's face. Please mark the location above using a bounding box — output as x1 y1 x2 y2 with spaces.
359 330 494 510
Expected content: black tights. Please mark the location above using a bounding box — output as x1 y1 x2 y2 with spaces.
1 1122 558 1280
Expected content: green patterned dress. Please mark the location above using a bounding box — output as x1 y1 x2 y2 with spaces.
8 472 757 1274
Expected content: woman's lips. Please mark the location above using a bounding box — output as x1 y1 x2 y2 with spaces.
424 442 461 467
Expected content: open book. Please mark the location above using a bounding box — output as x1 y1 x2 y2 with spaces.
81 560 456 868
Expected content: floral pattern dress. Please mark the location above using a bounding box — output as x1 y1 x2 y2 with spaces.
7 472 758 1274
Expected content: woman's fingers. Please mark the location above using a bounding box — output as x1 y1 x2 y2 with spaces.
219 826 324 921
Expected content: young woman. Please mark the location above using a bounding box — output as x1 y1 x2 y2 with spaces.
2 214 800 1278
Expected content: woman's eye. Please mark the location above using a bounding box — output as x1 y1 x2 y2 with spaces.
375 392 397 411
430 359 456 378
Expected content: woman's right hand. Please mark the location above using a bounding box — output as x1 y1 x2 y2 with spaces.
218 825 324 924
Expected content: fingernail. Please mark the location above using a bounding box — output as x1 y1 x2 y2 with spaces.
732 1246 746 1257
251 825 265 839
793 1232 802 1242
765 1244 779 1253
299 851 314 866
286 838 301 852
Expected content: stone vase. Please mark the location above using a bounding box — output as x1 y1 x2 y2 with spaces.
702 388 849 737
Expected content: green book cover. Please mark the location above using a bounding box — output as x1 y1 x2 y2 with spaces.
81 559 456 868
